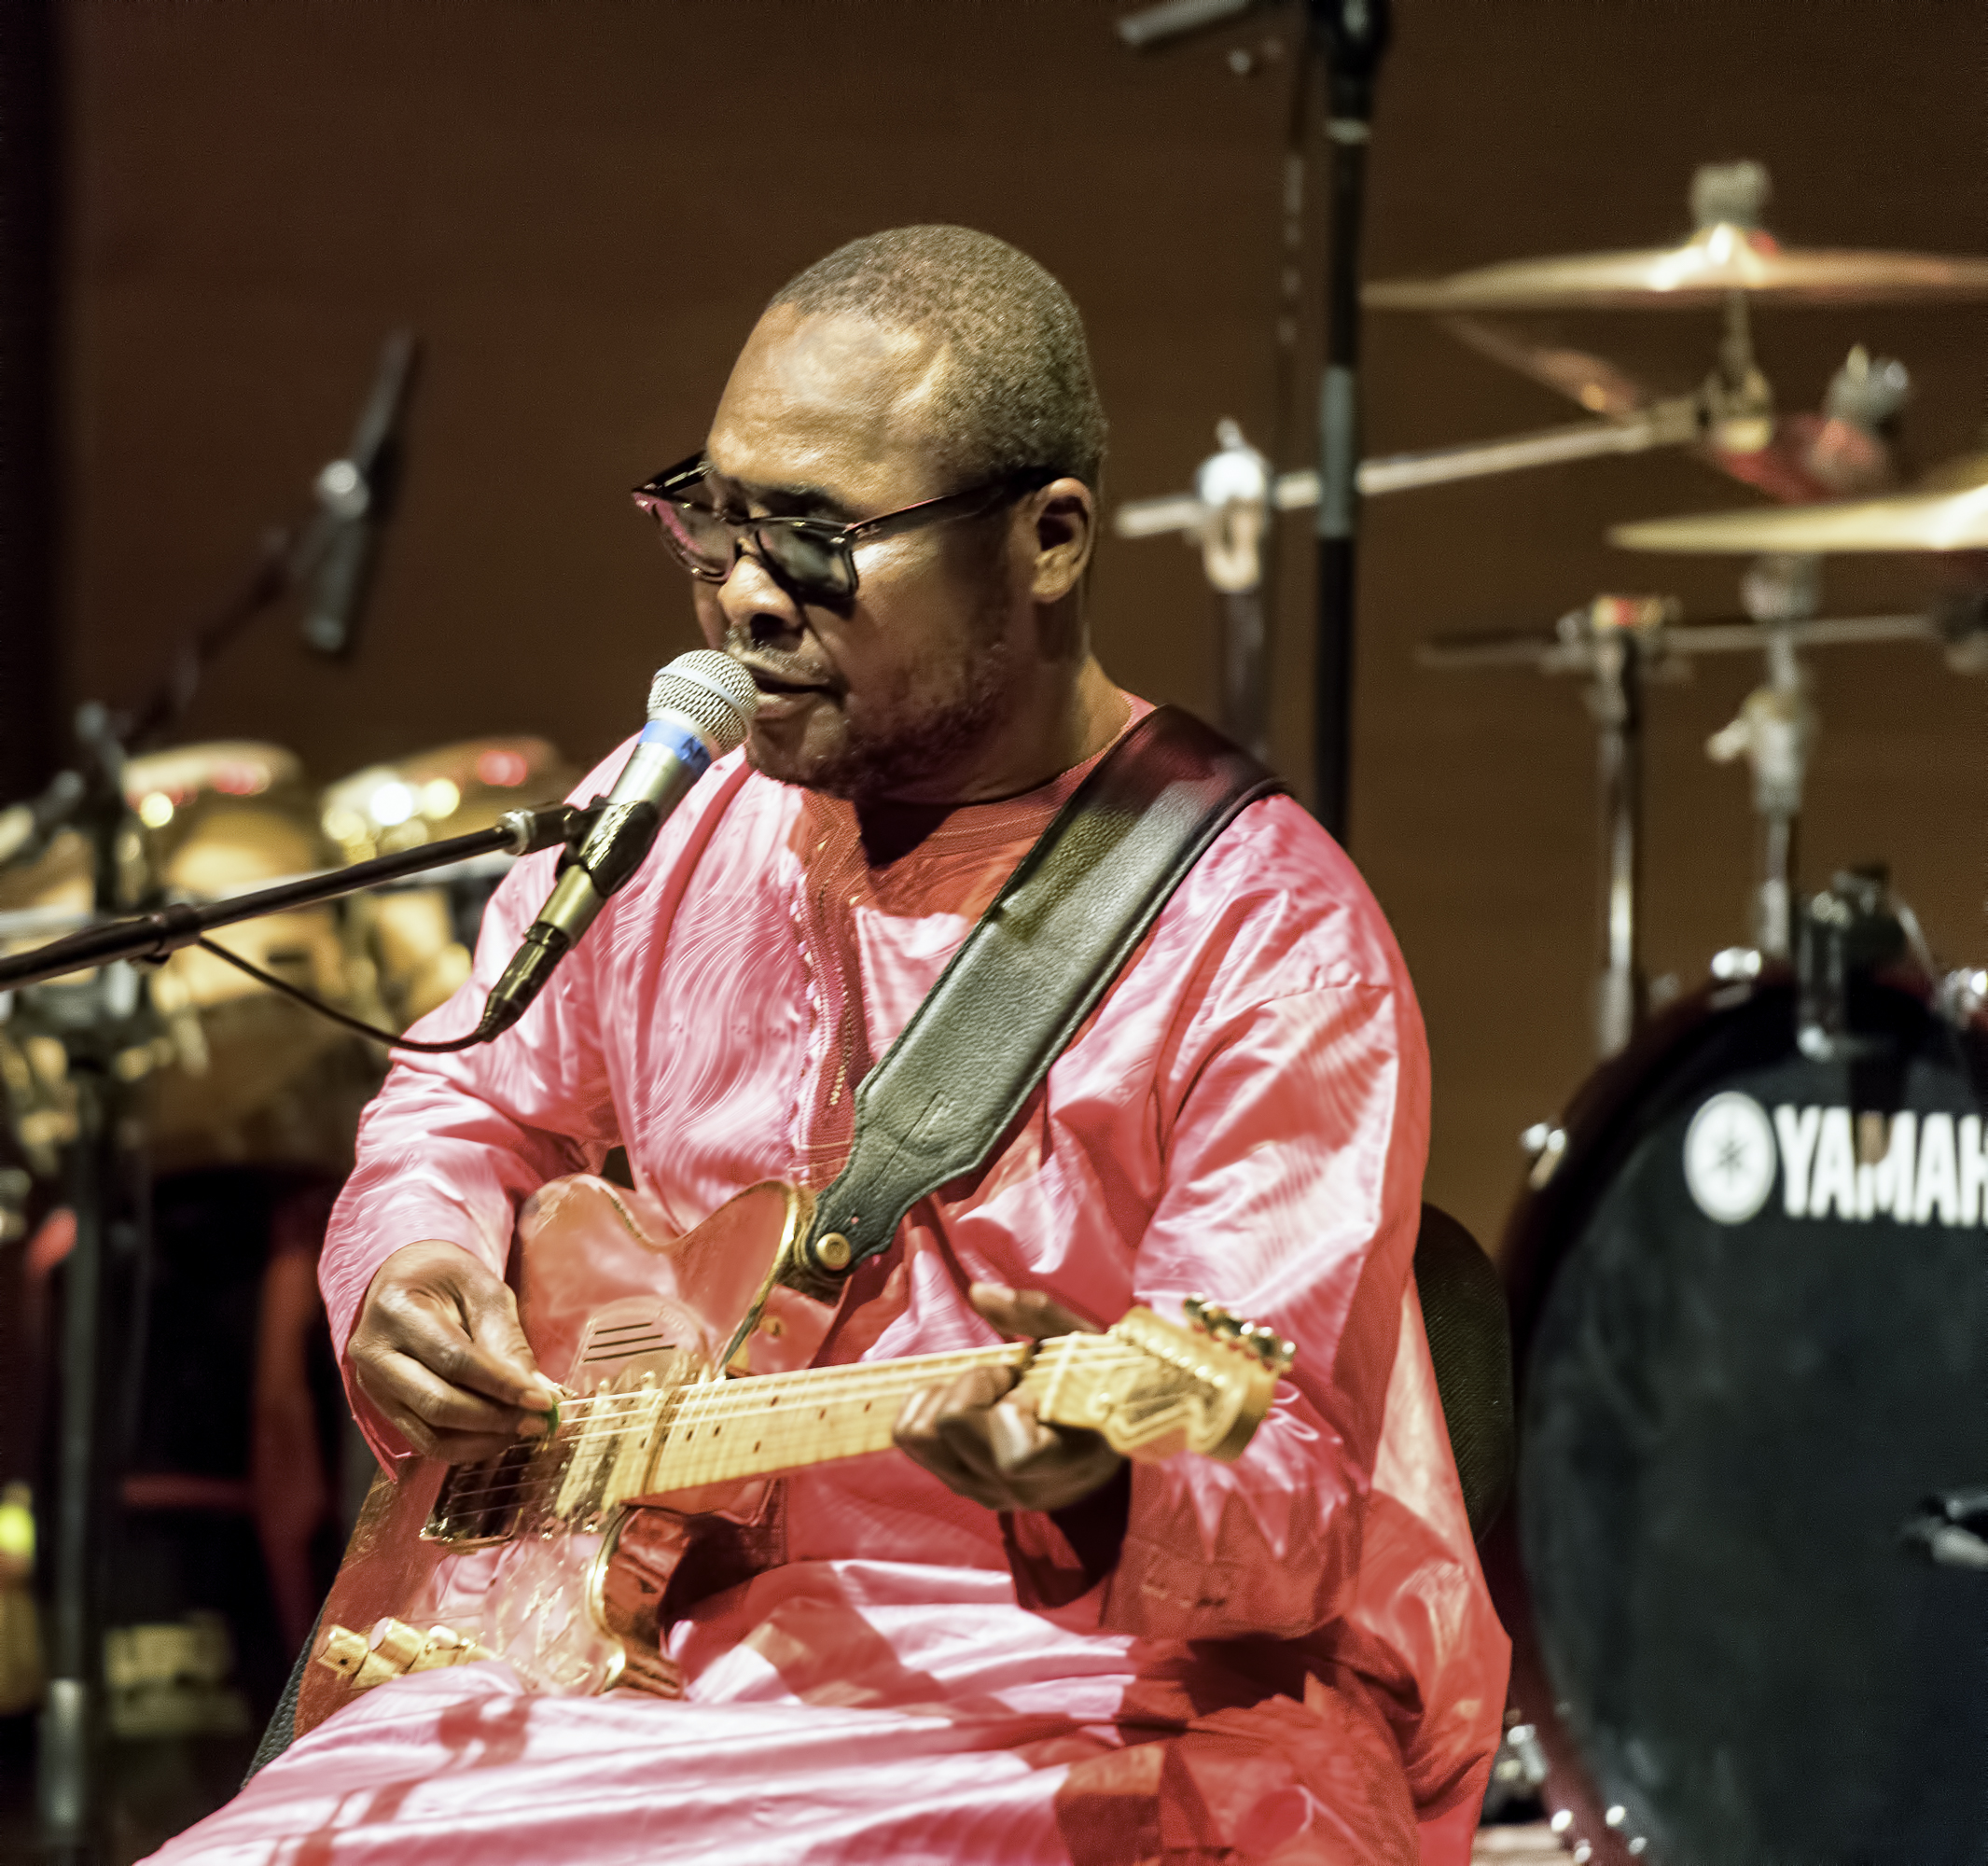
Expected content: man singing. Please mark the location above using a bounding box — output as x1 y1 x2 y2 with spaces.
151 227 1508 1865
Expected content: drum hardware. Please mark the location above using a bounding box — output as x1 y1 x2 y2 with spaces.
1129 420 1279 759
1481 1714 1551 1824
1424 594 1674 1059
1422 566 1986 1063
1116 337 1912 544
1114 398 1708 545
1898 1489 1988 1572
1794 865 1948 1065
1610 453 1988 957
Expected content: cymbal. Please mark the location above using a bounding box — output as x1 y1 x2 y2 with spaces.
320 736 577 1026
0 742 360 1175
319 736 576 862
123 741 302 817
1366 224 1988 312
1611 459 1988 554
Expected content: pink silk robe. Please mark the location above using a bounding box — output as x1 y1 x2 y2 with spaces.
148 703 1508 1866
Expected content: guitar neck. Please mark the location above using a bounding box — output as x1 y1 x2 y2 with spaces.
430 1303 1271 1545
633 1340 1041 1498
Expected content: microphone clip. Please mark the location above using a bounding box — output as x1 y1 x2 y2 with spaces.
496 800 605 859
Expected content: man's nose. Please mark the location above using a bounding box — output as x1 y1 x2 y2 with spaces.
715 549 804 650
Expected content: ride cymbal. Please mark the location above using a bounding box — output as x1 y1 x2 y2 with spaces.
1366 223 1988 313
1610 463 1988 554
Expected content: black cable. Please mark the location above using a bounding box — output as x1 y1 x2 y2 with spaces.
192 935 486 1053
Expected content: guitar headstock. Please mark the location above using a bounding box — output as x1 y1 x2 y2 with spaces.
1031 1299 1295 1465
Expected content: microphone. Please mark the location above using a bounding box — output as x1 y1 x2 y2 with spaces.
300 329 421 660
476 650 758 1039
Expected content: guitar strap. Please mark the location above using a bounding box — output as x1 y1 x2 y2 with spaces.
796 704 1286 1289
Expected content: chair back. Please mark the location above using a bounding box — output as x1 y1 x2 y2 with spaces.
1412 1203 1515 1541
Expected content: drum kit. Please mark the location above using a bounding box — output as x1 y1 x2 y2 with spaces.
0 733 576 1187
1118 162 1988 1864
0 733 579 1866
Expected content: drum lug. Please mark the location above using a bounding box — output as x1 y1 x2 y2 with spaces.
1519 1121 1567 1189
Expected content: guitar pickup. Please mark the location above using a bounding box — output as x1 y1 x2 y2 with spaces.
424 1439 535 1547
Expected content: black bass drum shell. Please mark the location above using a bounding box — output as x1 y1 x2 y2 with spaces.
1501 974 1988 1866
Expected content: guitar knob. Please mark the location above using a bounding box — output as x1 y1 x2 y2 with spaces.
368 1617 428 1674
313 1624 369 1680
1184 1295 1207 1327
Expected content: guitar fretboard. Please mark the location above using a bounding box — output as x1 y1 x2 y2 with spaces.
641 1341 1038 1494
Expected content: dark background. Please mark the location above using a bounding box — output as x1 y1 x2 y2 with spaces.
41 0 1988 1253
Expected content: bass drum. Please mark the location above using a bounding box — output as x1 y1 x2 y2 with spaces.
1498 969 1988 1866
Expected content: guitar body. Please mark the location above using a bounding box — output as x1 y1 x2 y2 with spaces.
296 1175 830 1740
294 1176 1283 1744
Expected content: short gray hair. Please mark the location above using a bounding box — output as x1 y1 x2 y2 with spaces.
769 226 1107 494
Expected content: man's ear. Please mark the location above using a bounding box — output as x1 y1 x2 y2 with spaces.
1028 478 1095 605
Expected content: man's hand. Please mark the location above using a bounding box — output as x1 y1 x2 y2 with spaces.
894 1282 1125 1513
349 1241 563 1465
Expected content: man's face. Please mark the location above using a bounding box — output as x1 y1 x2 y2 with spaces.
688 306 1028 802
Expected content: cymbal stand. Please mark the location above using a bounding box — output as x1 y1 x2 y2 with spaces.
1585 603 1661 1056
1705 553 1820 960
1418 595 1675 1059
1190 421 1275 760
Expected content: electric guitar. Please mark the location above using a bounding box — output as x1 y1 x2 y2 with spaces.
296 1174 1292 1738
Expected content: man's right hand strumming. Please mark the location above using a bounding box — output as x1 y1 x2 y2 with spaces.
349 1242 563 1464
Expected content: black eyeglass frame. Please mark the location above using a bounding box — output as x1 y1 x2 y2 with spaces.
631 453 1057 602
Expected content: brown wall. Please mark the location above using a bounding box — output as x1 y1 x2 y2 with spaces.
57 0 1988 1252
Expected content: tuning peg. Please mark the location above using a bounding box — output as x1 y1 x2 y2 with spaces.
1184 1294 1207 1325
1239 1323 1297 1372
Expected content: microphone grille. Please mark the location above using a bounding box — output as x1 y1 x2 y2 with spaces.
646 650 759 757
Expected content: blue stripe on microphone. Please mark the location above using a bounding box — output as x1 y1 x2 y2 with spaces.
638 717 714 777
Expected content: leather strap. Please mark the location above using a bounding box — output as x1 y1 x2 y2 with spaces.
797 705 1286 1288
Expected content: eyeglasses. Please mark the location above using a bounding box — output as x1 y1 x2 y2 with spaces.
631 453 1050 605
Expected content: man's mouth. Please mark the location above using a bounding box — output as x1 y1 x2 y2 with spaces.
738 660 832 701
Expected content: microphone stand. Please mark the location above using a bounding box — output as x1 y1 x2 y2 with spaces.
3 331 417 879
18 801 583 1860
1 334 421 1859
1115 0 1391 843
0 807 590 996
1306 0 1390 843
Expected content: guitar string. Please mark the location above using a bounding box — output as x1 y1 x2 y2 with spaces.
429 1341 1218 1509
436 1347 1068 1502
430 1348 1053 1507
541 1320 1254 1424
577 1340 1176 1443
462 1339 1202 1457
